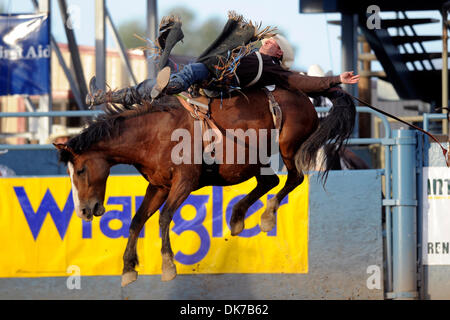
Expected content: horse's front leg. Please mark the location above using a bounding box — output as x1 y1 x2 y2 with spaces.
122 184 168 287
159 178 195 281
229 171 280 236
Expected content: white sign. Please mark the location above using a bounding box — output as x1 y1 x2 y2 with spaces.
422 167 450 265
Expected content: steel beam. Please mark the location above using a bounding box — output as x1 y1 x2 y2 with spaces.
146 0 158 79
341 13 358 137
51 38 85 110
36 0 52 144
95 0 106 109
388 129 418 300
31 0 85 110
358 14 419 101
56 0 88 108
105 7 137 85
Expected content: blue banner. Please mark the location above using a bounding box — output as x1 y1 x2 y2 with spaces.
0 13 50 96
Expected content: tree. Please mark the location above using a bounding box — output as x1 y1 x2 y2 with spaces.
164 6 223 57
117 6 224 58
117 20 147 50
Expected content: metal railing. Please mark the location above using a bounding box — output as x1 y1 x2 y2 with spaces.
423 113 448 132
0 106 432 299
374 114 449 140
0 110 102 150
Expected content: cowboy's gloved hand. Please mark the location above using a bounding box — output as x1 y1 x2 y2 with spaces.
340 71 360 84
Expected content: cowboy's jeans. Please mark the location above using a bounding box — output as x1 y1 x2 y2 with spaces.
88 63 210 106
167 62 210 93
136 62 210 97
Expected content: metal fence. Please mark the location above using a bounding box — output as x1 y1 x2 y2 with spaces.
1 107 446 299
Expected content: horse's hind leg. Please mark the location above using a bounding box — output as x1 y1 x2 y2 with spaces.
229 171 279 236
122 185 168 287
159 179 195 281
260 168 304 232
259 108 311 232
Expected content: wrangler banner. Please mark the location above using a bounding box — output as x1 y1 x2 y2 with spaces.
0 175 308 277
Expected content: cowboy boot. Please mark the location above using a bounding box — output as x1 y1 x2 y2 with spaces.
86 61 201 106
150 63 210 99
85 76 144 107
86 75 170 107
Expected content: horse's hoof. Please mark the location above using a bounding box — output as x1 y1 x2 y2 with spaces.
230 220 244 236
161 254 177 282
260 212 276 232
161 269 177 282
161 264 177 282
121 270 138 287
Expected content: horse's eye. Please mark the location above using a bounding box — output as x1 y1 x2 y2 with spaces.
77 167 85 175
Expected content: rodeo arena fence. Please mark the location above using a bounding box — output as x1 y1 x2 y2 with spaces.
0 107 449 300
1 1 450 302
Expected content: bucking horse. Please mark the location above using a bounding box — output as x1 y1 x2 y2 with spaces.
54 85 355 286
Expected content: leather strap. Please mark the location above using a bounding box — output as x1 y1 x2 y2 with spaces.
263 88 283 131
246 51 263 87
176 95 223 154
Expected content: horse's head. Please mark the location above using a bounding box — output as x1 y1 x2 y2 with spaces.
54 143 110 221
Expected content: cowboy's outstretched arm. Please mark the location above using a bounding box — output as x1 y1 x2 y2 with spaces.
286 73 340 93
286 71 360 93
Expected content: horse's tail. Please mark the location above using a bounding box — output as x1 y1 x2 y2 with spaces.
295 87 356 183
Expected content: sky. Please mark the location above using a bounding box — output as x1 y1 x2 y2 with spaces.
0 0 444 74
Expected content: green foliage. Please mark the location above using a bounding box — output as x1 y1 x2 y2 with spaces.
164 6 223 57
117 6 225 58
117 20 147 50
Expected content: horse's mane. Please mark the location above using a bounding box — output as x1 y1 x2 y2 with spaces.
58 96 180 163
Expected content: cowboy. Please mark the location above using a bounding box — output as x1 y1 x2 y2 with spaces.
47 124 73 145
87 14 359 107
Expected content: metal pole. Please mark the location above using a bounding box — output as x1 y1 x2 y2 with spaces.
105 7 137 85
31 0 85 110
37 0 52 144
56 0 88 106
358 39 372 138
390 129 418 300
51 38 85 109
442 4 449 135
341 13 359 137
95 0 106 109
146 0 158 79
384 142 393 295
